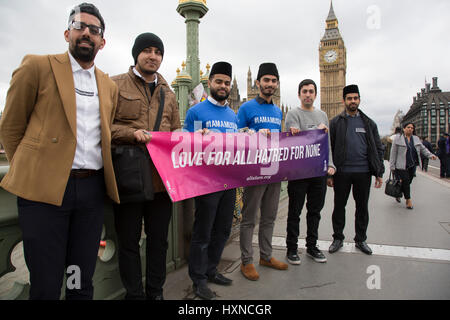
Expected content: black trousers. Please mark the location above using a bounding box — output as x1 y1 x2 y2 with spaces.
286 176 327 251
332 172 372 242
420 156 428 171
189 189 236 286
440 154 449 177
394 167 415 200
17 173 105 300
113 192 172 299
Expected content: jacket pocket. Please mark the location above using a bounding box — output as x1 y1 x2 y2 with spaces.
116 92 144 120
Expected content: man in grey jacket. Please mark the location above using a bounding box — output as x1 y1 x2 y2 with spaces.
285 79 335 264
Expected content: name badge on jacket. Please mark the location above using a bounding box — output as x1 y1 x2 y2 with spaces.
356 128 366 133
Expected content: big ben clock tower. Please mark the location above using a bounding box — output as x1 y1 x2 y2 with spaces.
319 1 347 119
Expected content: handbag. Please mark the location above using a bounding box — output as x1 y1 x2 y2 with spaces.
384 171 402 198
112 87 165 203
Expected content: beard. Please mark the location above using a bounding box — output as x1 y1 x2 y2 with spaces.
210 87 230 103
136 61 157 76
260 86 275 97
70 37 96 63
345 102 359 113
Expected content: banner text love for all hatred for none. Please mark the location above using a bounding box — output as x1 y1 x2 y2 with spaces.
147 130 328 202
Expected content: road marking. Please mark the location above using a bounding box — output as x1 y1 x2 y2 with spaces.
237 235 450 262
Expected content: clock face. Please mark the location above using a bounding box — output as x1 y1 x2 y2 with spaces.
324 50 337 63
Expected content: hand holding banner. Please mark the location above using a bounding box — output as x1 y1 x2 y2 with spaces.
146 130 329 202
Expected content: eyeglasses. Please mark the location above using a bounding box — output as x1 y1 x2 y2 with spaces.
69 21 103 36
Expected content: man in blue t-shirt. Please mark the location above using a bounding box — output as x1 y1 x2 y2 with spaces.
183 62 237 300
237 63 289 282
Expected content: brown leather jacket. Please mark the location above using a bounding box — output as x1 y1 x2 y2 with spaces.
111 67 181 193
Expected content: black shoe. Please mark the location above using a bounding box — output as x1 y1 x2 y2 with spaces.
286 250 301 265
355 241 372 255
208 272 233 286
395 197 401 203
306 247 327 263
193 284 215 300
148 294 164 300
329 239 343 253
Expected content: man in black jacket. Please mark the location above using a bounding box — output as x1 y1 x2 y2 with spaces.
437 133 449 178
420 136 434 172
327 85 384 255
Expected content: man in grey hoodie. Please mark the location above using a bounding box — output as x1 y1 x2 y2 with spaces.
285 79 335 265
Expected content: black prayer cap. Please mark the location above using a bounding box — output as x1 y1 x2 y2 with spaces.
209 61 232 78
132 33 164 64
257 62 279 81
343 84 360 99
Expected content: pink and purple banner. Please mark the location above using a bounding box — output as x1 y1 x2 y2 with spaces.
146 130 329 202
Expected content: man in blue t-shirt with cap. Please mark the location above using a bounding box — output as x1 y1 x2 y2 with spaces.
184 61 237 300
237 63 289 282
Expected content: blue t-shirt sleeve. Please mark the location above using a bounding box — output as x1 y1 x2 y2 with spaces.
237 106 248 129
184 108 196 132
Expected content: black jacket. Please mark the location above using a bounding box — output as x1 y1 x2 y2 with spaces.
437 136 449 158
422 140 434 155
329 110 385 178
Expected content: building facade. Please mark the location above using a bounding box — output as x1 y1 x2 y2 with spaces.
402 77 450 145
228 77 242 113
391 110 405 133
319 1 347 120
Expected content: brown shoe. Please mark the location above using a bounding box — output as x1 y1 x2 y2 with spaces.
259 257 288 270
406 199 414 209
240 263 259 281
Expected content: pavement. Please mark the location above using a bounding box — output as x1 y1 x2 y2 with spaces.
163 161 450 300
1 161 449 300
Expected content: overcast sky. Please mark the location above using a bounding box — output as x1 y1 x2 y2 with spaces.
0 0 449 135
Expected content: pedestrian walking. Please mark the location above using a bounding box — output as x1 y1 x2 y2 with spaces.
437 133 450 178
390 123 437 209
420 136 434 172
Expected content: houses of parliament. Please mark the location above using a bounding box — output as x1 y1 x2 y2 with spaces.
226 1 347 123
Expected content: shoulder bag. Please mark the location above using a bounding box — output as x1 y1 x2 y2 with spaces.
112 87 165 203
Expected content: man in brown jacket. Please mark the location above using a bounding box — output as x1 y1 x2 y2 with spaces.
0 3 118 299
111 32 181 300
